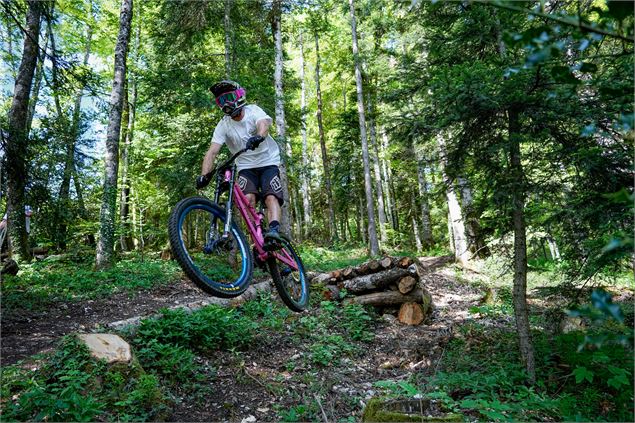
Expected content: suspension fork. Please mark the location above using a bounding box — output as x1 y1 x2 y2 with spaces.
222 165 237 237
210 165 236 239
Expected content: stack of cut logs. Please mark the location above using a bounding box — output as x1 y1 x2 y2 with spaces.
310 256 433 325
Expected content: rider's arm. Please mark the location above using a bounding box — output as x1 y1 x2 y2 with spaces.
256 118 272 138
202 142 222 175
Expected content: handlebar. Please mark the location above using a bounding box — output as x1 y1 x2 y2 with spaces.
204 147 249 180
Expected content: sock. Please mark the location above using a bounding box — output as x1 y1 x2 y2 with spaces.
269 220 280 231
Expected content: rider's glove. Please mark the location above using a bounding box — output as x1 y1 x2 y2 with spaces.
246 135 265 151
196 174 211 189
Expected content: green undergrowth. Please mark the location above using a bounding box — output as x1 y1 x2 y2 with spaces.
298 244 444 273
0 335 168 422
1 257 181 313
0 293 376 422
299 245 370 272
373 290 634 422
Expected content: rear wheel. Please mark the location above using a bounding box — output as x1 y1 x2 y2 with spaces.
267 236 309 312
168 196 252 298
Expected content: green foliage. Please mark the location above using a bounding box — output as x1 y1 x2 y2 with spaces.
0 336 166 422
134 340 203 387
373 380 421 397
567 288 634 349
133 305 255 354
1 258 180 313
413 323 634 422
298 245 370 272
239 293 291 330
342 303 375 341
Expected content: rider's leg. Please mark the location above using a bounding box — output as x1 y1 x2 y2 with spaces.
265 194 281 224
246 193 257 209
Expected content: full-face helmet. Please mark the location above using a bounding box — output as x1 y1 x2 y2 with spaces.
210 80 246 117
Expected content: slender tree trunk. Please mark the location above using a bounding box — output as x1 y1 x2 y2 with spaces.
96 0 133 270
271 0 292 236
57 23 92 250
367 94 387 244
437 132 469 265
457 176 489 258
379 129 393 229
313 32 337 242
299 32 312 238
411 196 422 252
73 164 95 245
358 193 366 245
446 209 455 254
508 107 536 384
547 236 560 260
26 29 49 135
224 0 231 79
6 0 41 262
382 130 399 231
349 0 379 256
120 13 139 252
415 148 433 248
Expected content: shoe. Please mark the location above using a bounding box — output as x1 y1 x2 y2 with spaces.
264 227 283 251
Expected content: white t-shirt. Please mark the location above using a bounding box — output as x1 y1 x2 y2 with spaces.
211 104 280 172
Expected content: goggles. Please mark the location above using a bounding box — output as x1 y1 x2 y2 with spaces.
215 88 245 108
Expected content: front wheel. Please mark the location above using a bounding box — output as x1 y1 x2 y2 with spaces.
267 236 309 312
168 196 253 298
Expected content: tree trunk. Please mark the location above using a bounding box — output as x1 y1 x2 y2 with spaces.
96 0 133 270
26 28 49 135
6 0 41 262
458 176 489 258
437 133 469 265
414 148 433 248
271 0 292 236
349 0 379 256
382 130 399 231
299 31 311 237
120 14 139 252
314 32 337 242
411 196 422 252
367 94 387 244
447 209 455 254
72 164 95 245
58 22 92 250
547 236 560 260
380 128 394 230
358 194 366 244
508 107 536 384
224 0 231 79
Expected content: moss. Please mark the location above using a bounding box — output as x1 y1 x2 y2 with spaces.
362 398 463 422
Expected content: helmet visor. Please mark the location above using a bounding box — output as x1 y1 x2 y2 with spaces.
215 88 245 108
216 91 238 107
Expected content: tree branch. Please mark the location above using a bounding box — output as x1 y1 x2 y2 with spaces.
482 0 634 43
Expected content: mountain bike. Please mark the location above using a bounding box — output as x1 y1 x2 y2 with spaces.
167 148 309 312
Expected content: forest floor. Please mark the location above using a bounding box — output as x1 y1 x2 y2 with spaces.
2 255 482 420
1 253 633 422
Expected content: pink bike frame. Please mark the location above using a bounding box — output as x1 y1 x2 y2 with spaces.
223 169 298 270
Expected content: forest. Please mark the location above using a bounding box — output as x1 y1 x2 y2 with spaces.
0 0 633 421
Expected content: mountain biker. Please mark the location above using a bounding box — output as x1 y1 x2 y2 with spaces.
196 80 284 245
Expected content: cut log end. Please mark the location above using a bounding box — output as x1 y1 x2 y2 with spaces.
398 302 424 325
398 276 416 294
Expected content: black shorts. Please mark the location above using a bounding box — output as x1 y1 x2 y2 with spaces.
237 165 284 205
